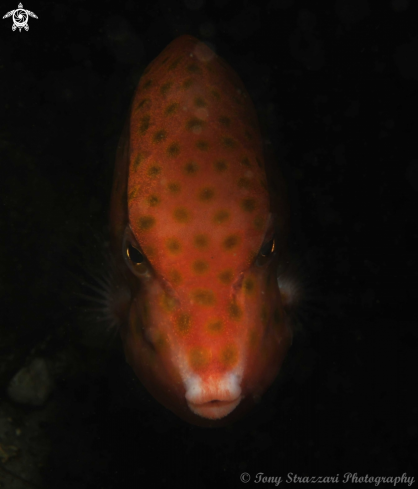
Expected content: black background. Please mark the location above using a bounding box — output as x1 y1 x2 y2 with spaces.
0 0 417 488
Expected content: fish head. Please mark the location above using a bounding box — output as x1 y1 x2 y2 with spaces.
111 36 294 426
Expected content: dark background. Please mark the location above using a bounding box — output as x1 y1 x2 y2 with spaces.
0 0 417 488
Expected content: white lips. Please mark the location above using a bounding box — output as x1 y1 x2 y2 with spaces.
185 372 242 420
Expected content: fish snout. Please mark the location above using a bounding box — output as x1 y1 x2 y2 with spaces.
185 372 242 420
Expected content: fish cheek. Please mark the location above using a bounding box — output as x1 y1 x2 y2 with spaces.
122 293 188 416
124 287 182 382
243 265 278 321
121 301 154 369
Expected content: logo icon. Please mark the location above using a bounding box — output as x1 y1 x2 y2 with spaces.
3 2 38 32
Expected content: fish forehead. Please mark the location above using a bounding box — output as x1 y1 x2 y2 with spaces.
128 35 270 281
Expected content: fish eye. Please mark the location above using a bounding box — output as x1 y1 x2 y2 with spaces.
260 237 275 257
127 243 144 265
125 241 149 276
256 237 276 266
122 226 150 277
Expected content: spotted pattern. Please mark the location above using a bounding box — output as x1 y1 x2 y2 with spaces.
137 98 150 111
241 198 256 213
220 345 238 367
243 277 255 295
169 269 182 286
192 289 215 306
192 260 209 274
186 118 206 132
153 130 167 143
187 63 202 74
160 81 173 96
194 96 207 108
147 165 161 178
147 195 160 207
218 269 233 284
196 140 209 151
165 102 179 115
221 136 237 149
206 319 223 333
176 313 191 334
214 160 227 173
126 35 274 379
168 56 182 71
213 210 229 224
160 292 177 312
223 234 240 250
198 187 215 202
194 234 209 249
173 207 190 223
228 302 242 320
182 78 194 89
184 161 199 175
166 238 182 254
128 188 138 203
189 347 210 370
133 153 143 171
138 216 155 231
166 142 180 157
142 79 153 90
139 115 150 134
167 182 181 194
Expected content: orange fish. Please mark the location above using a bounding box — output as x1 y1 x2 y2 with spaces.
109 35 297 426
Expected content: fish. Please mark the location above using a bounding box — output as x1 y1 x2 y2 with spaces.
108 35 298 426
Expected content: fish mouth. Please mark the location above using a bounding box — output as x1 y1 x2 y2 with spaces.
187 397 242 420
185 372 243 420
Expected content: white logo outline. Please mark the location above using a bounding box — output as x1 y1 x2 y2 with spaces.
3 2 38 32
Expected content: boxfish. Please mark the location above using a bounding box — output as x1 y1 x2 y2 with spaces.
108 35 299 426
